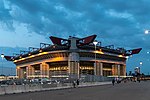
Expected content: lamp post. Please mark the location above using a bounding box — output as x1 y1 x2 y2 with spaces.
1 54 4 75
93 40 98 76
139 61 143 74
145 30 150 34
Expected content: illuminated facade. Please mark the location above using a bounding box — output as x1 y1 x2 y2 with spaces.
4 35 142 79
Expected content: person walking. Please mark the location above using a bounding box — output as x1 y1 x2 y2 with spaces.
112 78 115 86
76 79 79 88
72 81 76 88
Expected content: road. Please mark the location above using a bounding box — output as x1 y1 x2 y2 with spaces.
0 81 150 100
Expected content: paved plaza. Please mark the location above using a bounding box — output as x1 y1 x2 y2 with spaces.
0 81 150 100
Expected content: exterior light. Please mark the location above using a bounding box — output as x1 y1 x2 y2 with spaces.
39 49 42 52
1 54 4 75
93 40 98 76
126 56 129 59
139 61 143 73
1 54 4 58
145 30 150 34
93 40 98 45
140 61 143 66
99 49 102 52
118 55 123 57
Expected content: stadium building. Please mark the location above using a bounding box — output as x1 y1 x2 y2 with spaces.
4 35 142 79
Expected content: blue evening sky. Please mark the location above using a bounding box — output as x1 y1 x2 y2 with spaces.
0 0 150 75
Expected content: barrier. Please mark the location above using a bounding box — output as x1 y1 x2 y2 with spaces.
0 81 111 95
0 83 68 95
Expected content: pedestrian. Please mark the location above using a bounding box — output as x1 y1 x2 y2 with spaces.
76 79 79 88
72 81 76 88
112 78 115 86
76 79 79 85
137 77 141 83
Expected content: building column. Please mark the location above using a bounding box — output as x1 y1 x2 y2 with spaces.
95 62 103 76
112 64 119 76
40 62 49 78
100 62 103 76
68 52 79 79
95 62 99 76
112 65 115 76
112 64 121 76
16 67 23 79
124 65 126 76
16 66 25 79
120 64 126 76
26 66 29 78
68 36 80 79
27 65 34 79
117 64 120 76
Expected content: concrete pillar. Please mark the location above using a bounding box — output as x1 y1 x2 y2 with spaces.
16 67 20 78
112 65 115 76
123 65 125 76
27 65 34 79
68 52 79 78
100 62 103 76
26 67 28 78
16 67 24 79
112 64 121 76
120 64 126 76
40 62 49 78
112 64 118 76
68 37 80 79
95 62 99 76
69 37 77 49
20 68 24 79
117 64 120 76
95 62 103 76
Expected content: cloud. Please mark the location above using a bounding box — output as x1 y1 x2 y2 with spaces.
0 22 50 48
1 0 149 49
0 0 14 31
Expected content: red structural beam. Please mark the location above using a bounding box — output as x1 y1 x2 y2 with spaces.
131 48 142 55
77 34 97 46
125 48 142 56
49 36 69 46
4 56 14 61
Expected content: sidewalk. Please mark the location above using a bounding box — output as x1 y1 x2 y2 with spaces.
78 81 111 87
47 81 111 90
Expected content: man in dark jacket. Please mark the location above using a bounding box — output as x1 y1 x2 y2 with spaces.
112 78 115 86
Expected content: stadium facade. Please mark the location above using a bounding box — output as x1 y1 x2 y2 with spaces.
4 35 142 79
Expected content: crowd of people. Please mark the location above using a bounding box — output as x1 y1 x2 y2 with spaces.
112 77 142 86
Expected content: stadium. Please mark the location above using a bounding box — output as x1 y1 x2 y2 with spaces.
4 35 142 79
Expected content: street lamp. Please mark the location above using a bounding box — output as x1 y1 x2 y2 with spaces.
139 61 143 74
145 30 150 34
93 40 98 76
1 54 4 75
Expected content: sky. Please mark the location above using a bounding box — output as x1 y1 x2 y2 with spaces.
0 0 150 75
